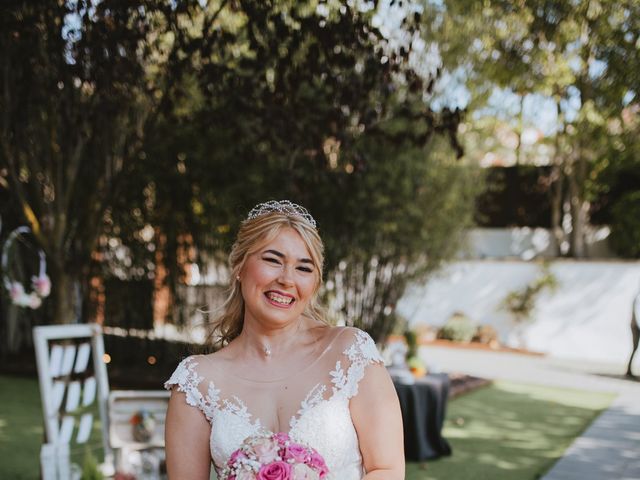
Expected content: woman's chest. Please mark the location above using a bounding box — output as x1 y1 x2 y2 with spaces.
209 395 362 476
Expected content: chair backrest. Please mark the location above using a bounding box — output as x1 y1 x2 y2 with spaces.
108 389 170 477
33 324 112 466
108 390 169 449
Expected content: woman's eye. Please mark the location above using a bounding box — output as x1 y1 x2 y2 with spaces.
297 266 313 273
263 257 280 264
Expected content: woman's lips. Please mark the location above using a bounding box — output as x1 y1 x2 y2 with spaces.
264 291 295 308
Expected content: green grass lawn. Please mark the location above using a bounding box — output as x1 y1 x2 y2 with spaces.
406 381 615 480
0 375 614 480
0 374 104 480
0 374 46 480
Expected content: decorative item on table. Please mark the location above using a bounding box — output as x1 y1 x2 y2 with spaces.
385 339 415 384
404 329 428 378
129 409 156 443
220 432 329 480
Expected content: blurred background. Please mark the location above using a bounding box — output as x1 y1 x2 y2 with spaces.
1 1 639 478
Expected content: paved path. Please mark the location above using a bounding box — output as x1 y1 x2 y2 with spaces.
419 345 640 480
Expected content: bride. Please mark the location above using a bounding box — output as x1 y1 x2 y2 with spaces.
164 200 404 479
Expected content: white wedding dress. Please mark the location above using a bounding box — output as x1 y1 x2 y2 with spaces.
165 327 383 479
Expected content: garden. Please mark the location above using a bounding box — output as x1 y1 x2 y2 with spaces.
0 374 614 480
1 0 639 479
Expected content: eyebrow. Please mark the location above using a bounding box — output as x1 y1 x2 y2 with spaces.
263 249 314 265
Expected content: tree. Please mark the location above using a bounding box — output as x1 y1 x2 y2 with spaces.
591 103 640 257
427 0 640 257
0 1 168 324
115 0 475 341
2 0 477 342
320 133 479 340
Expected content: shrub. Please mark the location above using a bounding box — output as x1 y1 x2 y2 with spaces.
609 191 640 258
472 324 499 346
81 448 104 480
403 329 419 358
501 262 558 323
437 312 476 343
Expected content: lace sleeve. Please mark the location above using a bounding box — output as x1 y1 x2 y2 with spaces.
332 328 384 400
164 356 208 413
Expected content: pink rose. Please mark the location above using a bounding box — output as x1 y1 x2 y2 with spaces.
32 274 51 297
28 292 42 309
283 444 309 463
228 448 247 466
291 464 319 480
257 461 291 480
307 452 328 478
9 282 25 301
252 437 280 464
273 432 290 445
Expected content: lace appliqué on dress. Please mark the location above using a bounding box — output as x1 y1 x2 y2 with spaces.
221 396 265 431
164 356 219 422
331 329 384 399
290 383 327 431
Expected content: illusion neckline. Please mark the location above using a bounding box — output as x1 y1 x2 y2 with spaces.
217 389 347 438
214 326 349 384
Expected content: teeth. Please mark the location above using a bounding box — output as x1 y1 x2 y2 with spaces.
266 292 294 305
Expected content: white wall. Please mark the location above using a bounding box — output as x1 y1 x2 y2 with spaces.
461 226 615 259
397 260 640 367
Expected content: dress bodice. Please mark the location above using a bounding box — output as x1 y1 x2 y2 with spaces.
164 327 384 479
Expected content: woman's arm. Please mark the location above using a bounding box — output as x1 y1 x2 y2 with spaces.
165 389 213 479
350 363 405 479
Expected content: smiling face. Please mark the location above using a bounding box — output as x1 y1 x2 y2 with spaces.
239 227 319 330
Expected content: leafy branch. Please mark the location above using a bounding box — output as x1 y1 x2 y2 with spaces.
501 263 558 323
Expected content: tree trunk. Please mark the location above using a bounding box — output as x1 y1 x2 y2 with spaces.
569 179 589 258
549 100 565 256
549 164 564 256
569 151 589 258
49 261 82 324
516 94 524 165
0 298 23 355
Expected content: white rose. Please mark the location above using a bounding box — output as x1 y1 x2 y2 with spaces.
236 469 257 480
291 463 319 480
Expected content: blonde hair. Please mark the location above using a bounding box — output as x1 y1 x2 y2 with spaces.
209 211 326 348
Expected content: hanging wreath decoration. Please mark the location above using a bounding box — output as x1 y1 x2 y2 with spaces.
1 226 51 309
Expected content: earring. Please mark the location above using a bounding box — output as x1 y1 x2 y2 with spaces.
236 275 241 282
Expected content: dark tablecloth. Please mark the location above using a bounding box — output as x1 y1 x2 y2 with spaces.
393 373 452 461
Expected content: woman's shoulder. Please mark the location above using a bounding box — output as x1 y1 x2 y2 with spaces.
326 326 383 363
163 355 210 409
164 354 205 388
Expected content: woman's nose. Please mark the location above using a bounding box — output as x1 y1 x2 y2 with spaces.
278 266 295 285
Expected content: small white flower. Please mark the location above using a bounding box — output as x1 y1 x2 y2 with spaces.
32 274 51 297
14 292 33 308
28 293 43 309
9 282 25 301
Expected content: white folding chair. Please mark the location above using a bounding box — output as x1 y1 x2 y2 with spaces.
109 390 170 478
33 324 113 479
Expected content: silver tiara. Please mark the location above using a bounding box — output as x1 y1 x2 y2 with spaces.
246 200 317 228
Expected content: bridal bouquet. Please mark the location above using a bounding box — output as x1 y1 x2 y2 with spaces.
220 432 329 480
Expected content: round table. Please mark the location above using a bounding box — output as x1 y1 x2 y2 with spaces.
393 373 452 461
